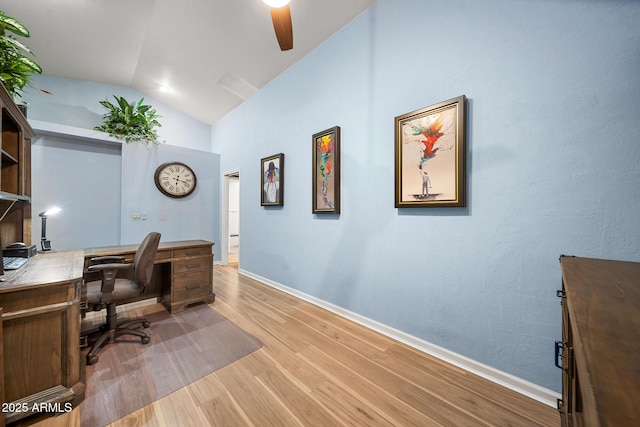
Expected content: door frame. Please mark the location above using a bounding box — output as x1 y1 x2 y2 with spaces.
221 169 240 266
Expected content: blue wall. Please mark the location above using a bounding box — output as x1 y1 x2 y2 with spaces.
120 142 220 247
26 76 221 255
31 134 122 250
211 0 640 392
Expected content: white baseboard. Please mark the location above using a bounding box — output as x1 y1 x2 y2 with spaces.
239 268 560 408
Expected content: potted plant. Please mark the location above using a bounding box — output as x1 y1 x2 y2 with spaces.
0 11 44 102
94 96 164 144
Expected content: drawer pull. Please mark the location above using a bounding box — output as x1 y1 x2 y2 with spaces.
186 263 199 269
185 284 200 290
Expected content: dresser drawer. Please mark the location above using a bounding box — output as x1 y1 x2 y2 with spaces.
174 246 211 258
173 254 212 274
174 270 211 301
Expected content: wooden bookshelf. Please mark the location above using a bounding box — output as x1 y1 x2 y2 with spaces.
0 84 33 246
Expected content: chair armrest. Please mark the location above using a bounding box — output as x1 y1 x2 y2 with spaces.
86 263 134 302
87 263 131 272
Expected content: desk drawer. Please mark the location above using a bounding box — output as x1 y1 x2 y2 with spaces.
155 249 172 261
174 270 211 301
174 246 211 258
173 255 212 274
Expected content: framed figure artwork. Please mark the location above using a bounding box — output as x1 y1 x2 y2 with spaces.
312 126 340 214
261 153 284 206
394 95 467 208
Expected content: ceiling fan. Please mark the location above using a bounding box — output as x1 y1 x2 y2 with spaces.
262 0 293 51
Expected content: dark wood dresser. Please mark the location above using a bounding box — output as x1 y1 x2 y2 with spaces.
557 256 640 426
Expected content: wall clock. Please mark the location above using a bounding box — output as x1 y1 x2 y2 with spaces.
154 161 197 198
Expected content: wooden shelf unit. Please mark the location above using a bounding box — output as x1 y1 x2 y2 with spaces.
557 256 640 427
0 84 33 246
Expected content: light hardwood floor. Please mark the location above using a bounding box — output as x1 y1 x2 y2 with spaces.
40 264 559 426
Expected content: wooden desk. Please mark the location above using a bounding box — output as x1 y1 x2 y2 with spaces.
83 240 215 314
0 250 85 426
0 240 215 425
557 256 640 426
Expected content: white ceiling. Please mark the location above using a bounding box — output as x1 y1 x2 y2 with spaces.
1 0 377 124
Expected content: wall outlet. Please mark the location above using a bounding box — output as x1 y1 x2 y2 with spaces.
132 213 141 220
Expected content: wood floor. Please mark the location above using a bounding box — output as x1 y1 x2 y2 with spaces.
40 264 559 426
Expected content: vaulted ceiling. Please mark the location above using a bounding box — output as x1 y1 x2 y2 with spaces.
1 0 377 124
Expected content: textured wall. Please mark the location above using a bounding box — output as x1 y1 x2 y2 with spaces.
211 0 640 391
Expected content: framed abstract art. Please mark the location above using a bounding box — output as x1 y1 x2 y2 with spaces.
312 126 340 214
261 153 284 206
394 95 467 208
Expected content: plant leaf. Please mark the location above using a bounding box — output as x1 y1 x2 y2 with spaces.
17 56 42 74
0 14 30 37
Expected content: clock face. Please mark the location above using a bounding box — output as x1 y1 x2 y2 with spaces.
154 162 197 198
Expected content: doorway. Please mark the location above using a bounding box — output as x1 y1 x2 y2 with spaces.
222 170 240 267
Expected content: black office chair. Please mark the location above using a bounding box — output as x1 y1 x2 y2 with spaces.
84 232 161 365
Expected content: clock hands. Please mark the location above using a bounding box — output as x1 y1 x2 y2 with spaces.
170 175 192 193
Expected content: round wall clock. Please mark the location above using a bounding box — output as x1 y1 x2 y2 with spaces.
154 161 197 198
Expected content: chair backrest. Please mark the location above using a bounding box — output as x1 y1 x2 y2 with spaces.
133 232 161 288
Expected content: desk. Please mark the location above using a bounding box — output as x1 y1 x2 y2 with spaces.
0 240 215 425
0 250 85 426
83 240 215 314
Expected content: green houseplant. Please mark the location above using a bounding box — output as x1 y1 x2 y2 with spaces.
0 11 43 99
94 96 164 144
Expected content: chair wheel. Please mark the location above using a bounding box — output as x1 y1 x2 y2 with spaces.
141 336 150 345
142 321 150 328
87 354 99 365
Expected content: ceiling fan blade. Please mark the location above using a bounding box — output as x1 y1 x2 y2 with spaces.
270 5 293 51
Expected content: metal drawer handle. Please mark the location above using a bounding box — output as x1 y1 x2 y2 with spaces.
186 263 199 269
185 284 200 290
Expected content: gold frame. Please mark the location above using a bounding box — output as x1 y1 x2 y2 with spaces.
394 95 466 208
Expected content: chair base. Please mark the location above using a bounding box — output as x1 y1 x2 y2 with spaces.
85 305 151 365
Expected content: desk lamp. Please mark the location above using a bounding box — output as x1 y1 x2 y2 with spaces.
39 206 61 251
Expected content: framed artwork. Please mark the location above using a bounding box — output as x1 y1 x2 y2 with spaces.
261 153 284 206
394 95 466 208
312 126 340 214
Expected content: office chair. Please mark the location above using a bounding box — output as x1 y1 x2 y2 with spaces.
84 232 161 365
